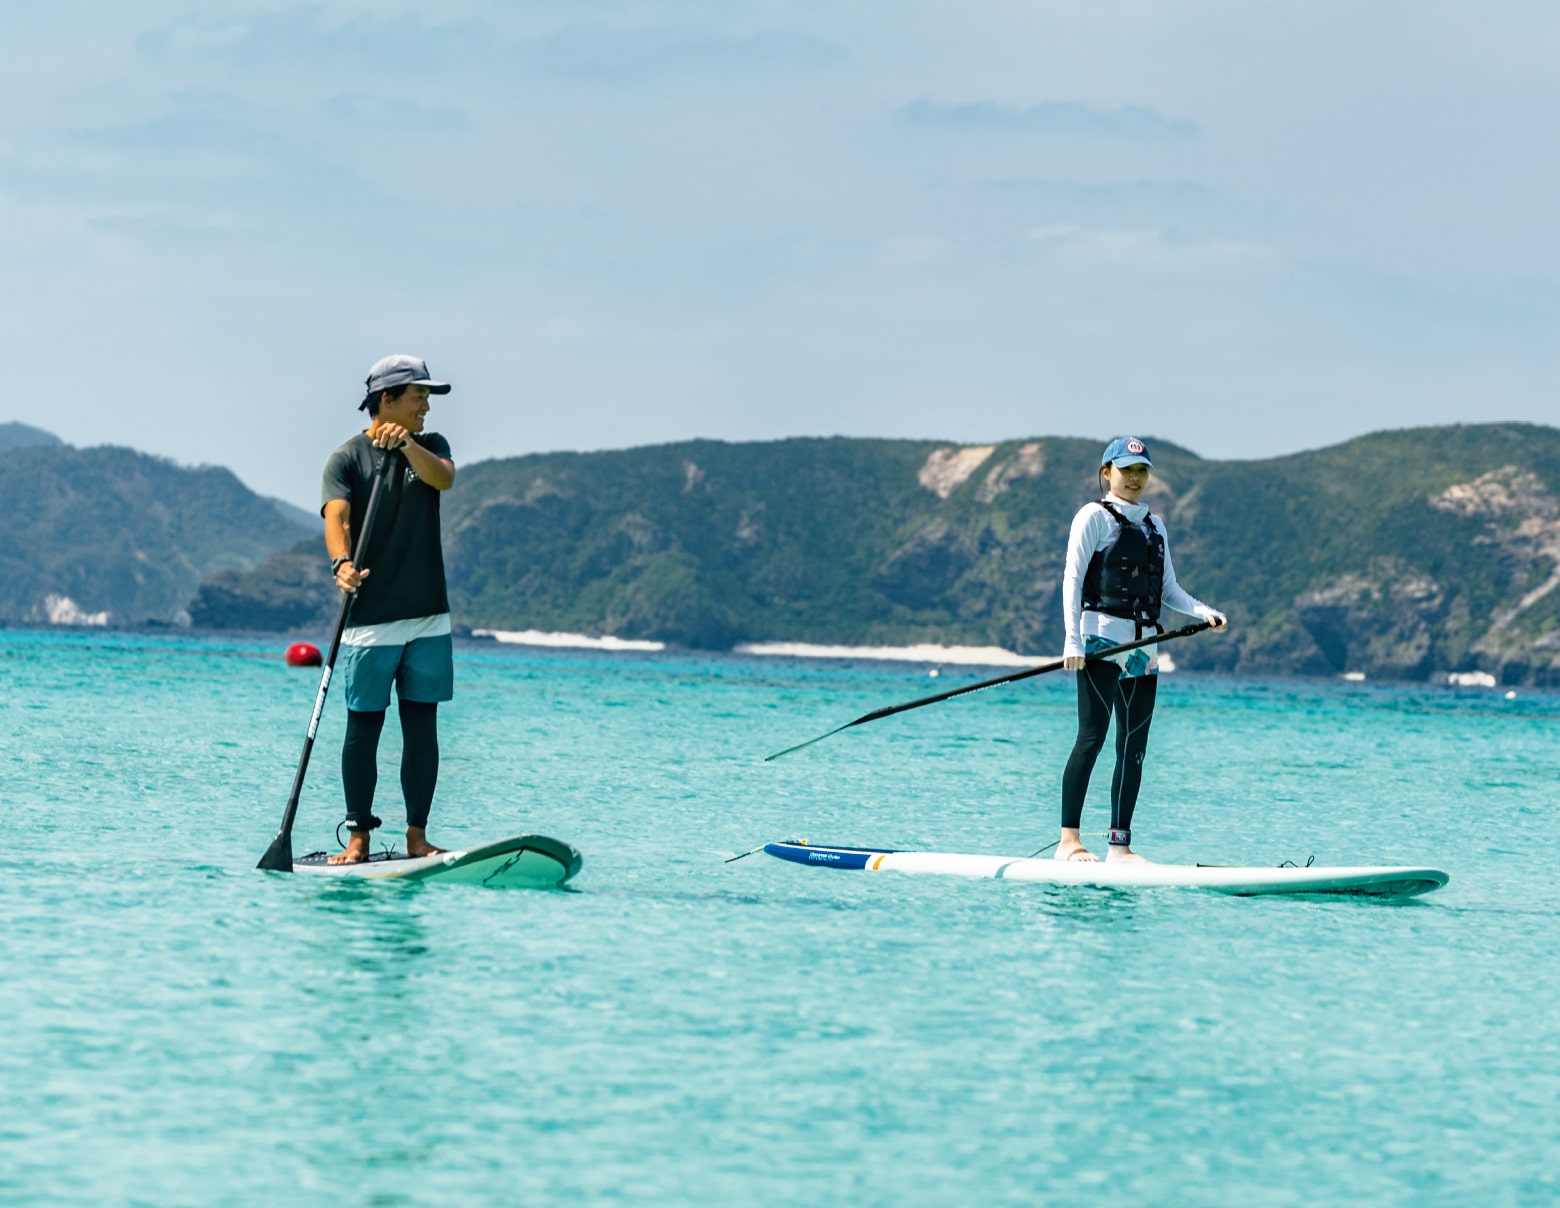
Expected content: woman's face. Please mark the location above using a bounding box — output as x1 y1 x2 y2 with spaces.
1106 461 1150 502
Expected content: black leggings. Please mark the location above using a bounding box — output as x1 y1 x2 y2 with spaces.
342 700 440 831
1060 662 1158 834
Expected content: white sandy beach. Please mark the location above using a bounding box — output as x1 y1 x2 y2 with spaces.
733 641 1047 668
471 629 667 652
469 631 1190 672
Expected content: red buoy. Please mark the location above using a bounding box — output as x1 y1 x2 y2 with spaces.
285 642 323 667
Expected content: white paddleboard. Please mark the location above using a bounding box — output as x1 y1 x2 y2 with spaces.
293 833 581 889
762 841 1447 898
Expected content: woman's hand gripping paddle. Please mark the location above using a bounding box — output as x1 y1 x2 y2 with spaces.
257 452 396 872
763 621 1213 762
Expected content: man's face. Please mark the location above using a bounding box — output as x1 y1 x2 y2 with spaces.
377 384 431 433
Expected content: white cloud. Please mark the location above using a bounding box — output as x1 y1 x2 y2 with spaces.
1023 225 1281 272
2 0 1558 508
902 97 1198 140
541 319 589 346
872 235 953 268
318 95 471 133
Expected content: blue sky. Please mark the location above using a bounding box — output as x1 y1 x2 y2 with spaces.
4 2 1557 507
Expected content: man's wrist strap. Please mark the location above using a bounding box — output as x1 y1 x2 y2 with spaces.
331 555 351 573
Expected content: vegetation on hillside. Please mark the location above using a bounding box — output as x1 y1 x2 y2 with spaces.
0 444 312 624
185 423 1560 682
0 422 64 452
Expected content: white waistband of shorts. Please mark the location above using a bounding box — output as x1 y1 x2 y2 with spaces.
341 613 452 648
1081 611 1149 645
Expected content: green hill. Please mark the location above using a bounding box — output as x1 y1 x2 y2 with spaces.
0 444 313 625
0 422 65 452
189 423 1560 683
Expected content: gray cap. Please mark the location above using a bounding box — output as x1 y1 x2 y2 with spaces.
360 354 451 410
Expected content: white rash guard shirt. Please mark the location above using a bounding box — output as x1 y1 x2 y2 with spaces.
1061 493 1215 661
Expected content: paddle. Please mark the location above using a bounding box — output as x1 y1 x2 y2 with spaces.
763 620 1213 762
257 451 397 872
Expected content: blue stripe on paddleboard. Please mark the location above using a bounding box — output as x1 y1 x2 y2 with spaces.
763 842 896 870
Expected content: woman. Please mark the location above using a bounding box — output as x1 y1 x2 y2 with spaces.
1056 437 1226 863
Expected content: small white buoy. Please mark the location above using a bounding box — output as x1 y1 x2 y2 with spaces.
1342 671 1366 683
1505 689 1517 700
928 668 940 678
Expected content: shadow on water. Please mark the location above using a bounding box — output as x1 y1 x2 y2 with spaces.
296 882 435 988
584 882 858 910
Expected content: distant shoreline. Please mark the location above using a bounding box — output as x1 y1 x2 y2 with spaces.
734 640 1045 668
0 622 1520 692
470 628 667 652
469 627 1046 666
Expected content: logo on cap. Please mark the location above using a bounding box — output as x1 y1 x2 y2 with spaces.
1126 439 1145 455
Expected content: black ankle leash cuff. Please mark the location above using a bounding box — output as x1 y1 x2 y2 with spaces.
336 814 384 846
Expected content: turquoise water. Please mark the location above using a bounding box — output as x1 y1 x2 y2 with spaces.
3 627 1557 1205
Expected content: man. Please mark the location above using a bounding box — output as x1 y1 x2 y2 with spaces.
322 354 457 864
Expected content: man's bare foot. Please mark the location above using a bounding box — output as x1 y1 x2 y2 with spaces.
406 826 447 858
329 829 372 864
1106 846 1152 864
1054 827 1100 862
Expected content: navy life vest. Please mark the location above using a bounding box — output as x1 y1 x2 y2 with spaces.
1081 501 1165 635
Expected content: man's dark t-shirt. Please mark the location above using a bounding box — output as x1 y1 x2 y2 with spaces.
321 432 452 627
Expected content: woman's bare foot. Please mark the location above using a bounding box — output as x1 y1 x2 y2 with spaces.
328 829 372 864
1106 846 1152 864
1054 827 1100 862
406 826 447 858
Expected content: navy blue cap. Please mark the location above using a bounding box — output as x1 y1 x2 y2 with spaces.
360 354 451 410
1101 436 1152 468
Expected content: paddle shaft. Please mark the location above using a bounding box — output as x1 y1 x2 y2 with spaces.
764 620 1212 761
257 451 397 871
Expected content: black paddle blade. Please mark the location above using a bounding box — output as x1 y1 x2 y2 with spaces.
257 451 395 873
256 830 294 872
763 724 852 762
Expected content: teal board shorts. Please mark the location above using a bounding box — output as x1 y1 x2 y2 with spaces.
339 633 454 712
1084 633 1157 679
